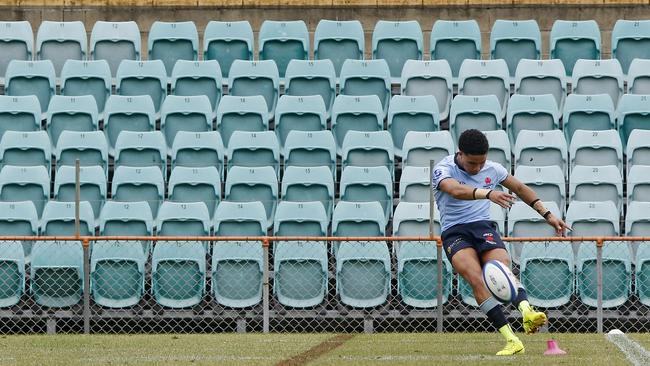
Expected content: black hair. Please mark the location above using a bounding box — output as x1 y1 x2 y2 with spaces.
458 129 489 155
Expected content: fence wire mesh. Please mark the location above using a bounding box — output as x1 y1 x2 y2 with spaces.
0 238 648 334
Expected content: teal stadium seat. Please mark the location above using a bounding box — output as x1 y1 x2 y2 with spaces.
0 131 51 171
55 131 108 175
170 131 225 179
284 130 336 179
514 129 567 175
314 20 364 77
0 202 38 261
111 166 164 218
216 95 268 149
569 165 622 212
103 95 156 156
617 94 650 147
0 21 33 79
90 21 141 77
628 166 650 204
400 60 452 121
168 166 221 220
514 59 567 110
635 242 650 306
339 59 391 117
258 20 309 79
626 129 650 173
402 130 454 168
114 131 167 177
331 95 384 155
91 240 146 308
611 20 650 76
550 20 601 77
160 95 213 150
484 130 511 172
36 21 87 76
388 95 440 157
430 20 481 82
340 166 393 221
341 130 395 177
156 202 211 245
275 95 327 153
0 165 50 218
224 166 278 228
99 201 153 255
227 130 280 176
203 21 253 79
213 201 266 237
148 21 199 77
508 201 563 263
399 166 430 203
116 60 167 113
449 95 502 140
490 19 541 79
212 240 263 308
577 243 631 308
626 201 650 262
393 201 440 237
40 201 94 236
284 59 336 119
520 241 574 308
372 20 423 81
569 129 622 173
332 201 386 239
46 95 99 148
336 240 391 308
281 166 334 218
567 201 620 256
507 94 560 148
514 165 566 211
228 59 279 116
170 60 222 117
571 59 623 108
54 165 107 220
458 59 510 118
0 241 25 308
152 240 206 308
60 60 111 115
0 95 40 143
273 201 328 237
274 239 328 308
30 240 83 308
5 60 55 113
627 59 650 95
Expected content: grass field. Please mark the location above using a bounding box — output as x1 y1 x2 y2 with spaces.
0 332 641 365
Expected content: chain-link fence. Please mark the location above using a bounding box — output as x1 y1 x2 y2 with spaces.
0 236 648 334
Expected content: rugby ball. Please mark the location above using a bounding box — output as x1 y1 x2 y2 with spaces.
482 260 518 303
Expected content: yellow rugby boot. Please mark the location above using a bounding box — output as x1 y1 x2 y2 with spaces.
496 339 525 356
519 301 548 334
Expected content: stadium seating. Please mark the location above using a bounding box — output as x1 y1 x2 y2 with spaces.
203 21 253 79
47 95 99 148
514 165 566 211
0 240 26 307
274 239 328 308
148 21 199 77
156 201 211 238
116 60 167 114
508 201 563 263
160 95 213 150
213 201 266 237
490 19 541 78
611 19 650 75
636 241 650 306
506 94 560 148
393 201 440 237
170 60 222 116
430 20 481 81
449 95 502 140
168 166 221 220
55 130 108 175
216 95 268 149
5 60 55 113
103 95 156 156
36 21 87 76
0 202 38 261
569 129 623 173
577 242 631 308
283 60 336 119
90 21 141 77
626 201 650 237
567 201 620 255
91 240 146 308
457 59 510 117
0 165 50 218
627 59 650 95
54 165 107 220
336 240 391 308
514 130 568 174
571 59 624 107
387 95 440 157
372 20 423 80
226 131 280 176
224 166 278 228
627 166 650 204
0 130 51 171
402 130 454 168
40 201 94 236
0 95 41 143
30 240 83 308
313 20 364 77
0 21 33 79
212 240 263 308
228 60 279 116
617 94 650 147
170 131 225 178
331 95 384 154
273 201 328 237
514 59 567 110
111 166 165 218
341 130 395 177
332 201 386 241
626 129 650 173
550 20 601 76
258 20 309 78
283 130 337 179
399 166 430 203
275 95 327 152
281 165 334 218
98 201 153 255
339 166 393 221
114 131 167 177
339 59 391 116
484 130 511 172
400 60 452 121
152 240 206 308
60 60 111 115
520 241 575 308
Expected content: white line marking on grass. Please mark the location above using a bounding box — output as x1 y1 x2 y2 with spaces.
332 355 513 362
82 355 280 363
606 333 650 366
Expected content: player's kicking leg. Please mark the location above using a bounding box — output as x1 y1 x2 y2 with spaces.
451 247 524 356
482 248 548 334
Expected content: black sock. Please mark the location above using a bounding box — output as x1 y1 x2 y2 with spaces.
512 287 528 309
480 297 509 329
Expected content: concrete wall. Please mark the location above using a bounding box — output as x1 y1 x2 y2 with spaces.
3 2 650 58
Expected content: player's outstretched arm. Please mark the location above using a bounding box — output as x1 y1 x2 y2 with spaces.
501 175 571 236
437 177 515 209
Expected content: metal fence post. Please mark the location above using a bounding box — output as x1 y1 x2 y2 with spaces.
436 240 443 333
83 238 90 334
429 159 443 333
262 238 270 333
596 239 604 333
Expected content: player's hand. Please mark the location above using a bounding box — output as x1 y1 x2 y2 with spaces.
488 190 516 209
546 214 571 237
